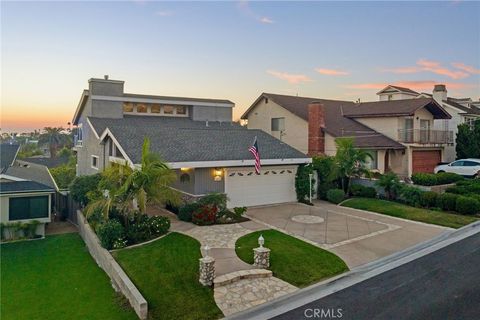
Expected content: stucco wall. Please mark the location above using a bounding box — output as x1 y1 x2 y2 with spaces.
246 98 308 153
194 167 225 194
355 117 400 141
76 117 105 176
0 193 52 224
91 100 123 119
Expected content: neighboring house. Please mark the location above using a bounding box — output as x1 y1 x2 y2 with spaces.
379 84 480 162
242 93 452 177
1 144 57 237
71 77 310 208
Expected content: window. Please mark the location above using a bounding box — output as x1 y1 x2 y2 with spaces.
9 196 49 220
388 94 393 101
176 106 187 115
465 117 477 130
163 105 174 114
271 117 285 131
151 104 161 113
451 161 464 167
363 150 378 170
136 103 147 113
123 102 134 112
464 161 479 167
91 155 99 169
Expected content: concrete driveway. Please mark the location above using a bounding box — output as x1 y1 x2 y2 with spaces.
246 201 450 268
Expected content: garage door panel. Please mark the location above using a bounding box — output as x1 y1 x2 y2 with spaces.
412 150 441 174
225 167 297 208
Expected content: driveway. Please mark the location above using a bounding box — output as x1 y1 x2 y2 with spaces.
246 201 450 268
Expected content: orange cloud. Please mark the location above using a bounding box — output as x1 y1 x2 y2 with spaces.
267 70 312 84
345 80 475 91
383 59 470 79
315 68 349 76
452 62 480 74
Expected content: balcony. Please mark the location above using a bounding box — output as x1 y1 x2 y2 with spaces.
398 129 453 145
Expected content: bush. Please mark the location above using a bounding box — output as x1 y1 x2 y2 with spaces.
419 191 438 208
192 205 217 226
350 184 377 198
69 174 101 206
326 189 345 204
178 202 199 222
97 219 125 250
436 172 463 185
233 206 247 216
376 172 401 200
398 185 423 207
313 156 338 200
455 196 480 215
148 216 170 236
411 173 437 186
436 193 459 212
295 164 315 203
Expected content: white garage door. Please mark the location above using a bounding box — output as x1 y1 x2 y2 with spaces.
225 166 297 208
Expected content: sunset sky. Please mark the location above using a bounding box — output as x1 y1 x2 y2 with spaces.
1 1 479 133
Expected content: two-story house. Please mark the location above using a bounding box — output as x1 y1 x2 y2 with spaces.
242 93 452 177
72 77 310 208
378 84 480 162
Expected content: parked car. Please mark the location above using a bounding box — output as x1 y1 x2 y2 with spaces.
434 158 480 178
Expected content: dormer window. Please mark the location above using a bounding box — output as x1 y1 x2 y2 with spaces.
136 103 147 113
123 103 134 112
163 105 174 114
176 106 187 115
122 102 189 117
151 104 161 113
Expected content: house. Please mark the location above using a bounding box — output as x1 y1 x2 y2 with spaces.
242 93 452 177
379 84 480 162
1 144 57 237
71 77 310 208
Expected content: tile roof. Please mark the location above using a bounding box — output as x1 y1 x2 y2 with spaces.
246 93 405 150
0 144 20 172
0 180 55 194
89 116 308 164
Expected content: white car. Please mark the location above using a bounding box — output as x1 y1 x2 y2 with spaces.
434 158 480 178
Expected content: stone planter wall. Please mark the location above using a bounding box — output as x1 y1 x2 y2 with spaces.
76 211 148 320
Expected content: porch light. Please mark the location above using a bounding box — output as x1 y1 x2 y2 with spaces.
258 234 265 248
180 167 190 172
214 168 223 181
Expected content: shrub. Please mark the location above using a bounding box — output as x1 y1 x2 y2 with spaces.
326 189 345 204
312 156 338 200
436 193 459 211
350 184 377 198
398 185 423 207
198 193 227 212
376 172 401 200
178 202 200 222
295 164 315 203
69 174 101 206
148 216 170 236
436 172 463 185
233 206 247 216
419 191 438 208
456 196 480 215
97 219 125 250
411 173 437 186
192 205 217 226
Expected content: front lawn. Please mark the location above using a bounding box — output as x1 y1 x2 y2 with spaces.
0 233 136 320
112 232 223 320
342 198 478 229
235 230 348 288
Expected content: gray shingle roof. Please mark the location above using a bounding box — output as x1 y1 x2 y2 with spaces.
89 116 308 164
0 144 20 172
0 180 55 194
22 156 70 168
4 160 57 189
444 98 480 116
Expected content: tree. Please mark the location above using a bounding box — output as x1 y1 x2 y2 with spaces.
70 174 102 206
50 165 76 189
456 120 480 159
376 172 401 200
38 127 71 158
334 138 372 194
312 155 338 199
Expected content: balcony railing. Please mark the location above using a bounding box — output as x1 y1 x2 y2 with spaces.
398 129 453 144
73 135 83 147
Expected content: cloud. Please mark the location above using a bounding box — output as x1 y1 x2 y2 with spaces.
452 62 480 75
315 68 349 76
155 10 173 17
383 59 470 79
238 1 274 24
267 70 312 84
345 80 475 91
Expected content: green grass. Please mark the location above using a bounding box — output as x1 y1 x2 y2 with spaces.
112 232 223 320
0 233 136 320
342 197 479 229
235 230 348 288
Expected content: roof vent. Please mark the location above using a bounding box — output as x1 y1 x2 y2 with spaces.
206 120 209 127
104 75 109 80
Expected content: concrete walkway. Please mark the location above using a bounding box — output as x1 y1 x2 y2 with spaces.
45 221 78 235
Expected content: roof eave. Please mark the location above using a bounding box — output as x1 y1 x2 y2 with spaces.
72 90 89 125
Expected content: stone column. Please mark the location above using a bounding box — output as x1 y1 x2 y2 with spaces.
199 256 215 286
253 247 271 269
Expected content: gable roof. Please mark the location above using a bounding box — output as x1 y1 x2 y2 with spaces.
0 144 20 173
343 98 451 119
4 160 57 189
89 116 309 165
0 180 55 195
21 156 71 168
376 85 419 96
243 93 405 150
443 98 480 116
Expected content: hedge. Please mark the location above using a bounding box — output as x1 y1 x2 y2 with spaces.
350 184 377 198
326 189 345 204
456 196 480 215
419 191 438 208
436 193 459 212
411 172 463 186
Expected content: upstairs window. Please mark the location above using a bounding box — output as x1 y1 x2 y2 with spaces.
271 117 285 131
91 155 99 169
176 106 187 115
163 105 174 114
136 104 147 113
123 103 134 112
151 104 161 113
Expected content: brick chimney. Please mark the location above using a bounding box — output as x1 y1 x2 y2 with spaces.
308 102 326 156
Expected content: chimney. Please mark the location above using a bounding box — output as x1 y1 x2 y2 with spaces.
88 76 124 97
308 102 326 156
433 84 447 104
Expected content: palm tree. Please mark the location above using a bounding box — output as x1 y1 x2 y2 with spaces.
85 137 180 220
334 137 372 194
38 127 70 158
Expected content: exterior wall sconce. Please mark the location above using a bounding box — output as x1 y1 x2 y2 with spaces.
213 168 223 181
180 167 190 172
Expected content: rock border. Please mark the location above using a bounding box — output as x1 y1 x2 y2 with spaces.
214 269 272 287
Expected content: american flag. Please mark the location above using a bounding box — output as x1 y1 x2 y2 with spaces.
248 136 261 174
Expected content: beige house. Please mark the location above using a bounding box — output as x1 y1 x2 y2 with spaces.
242 93 453 177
